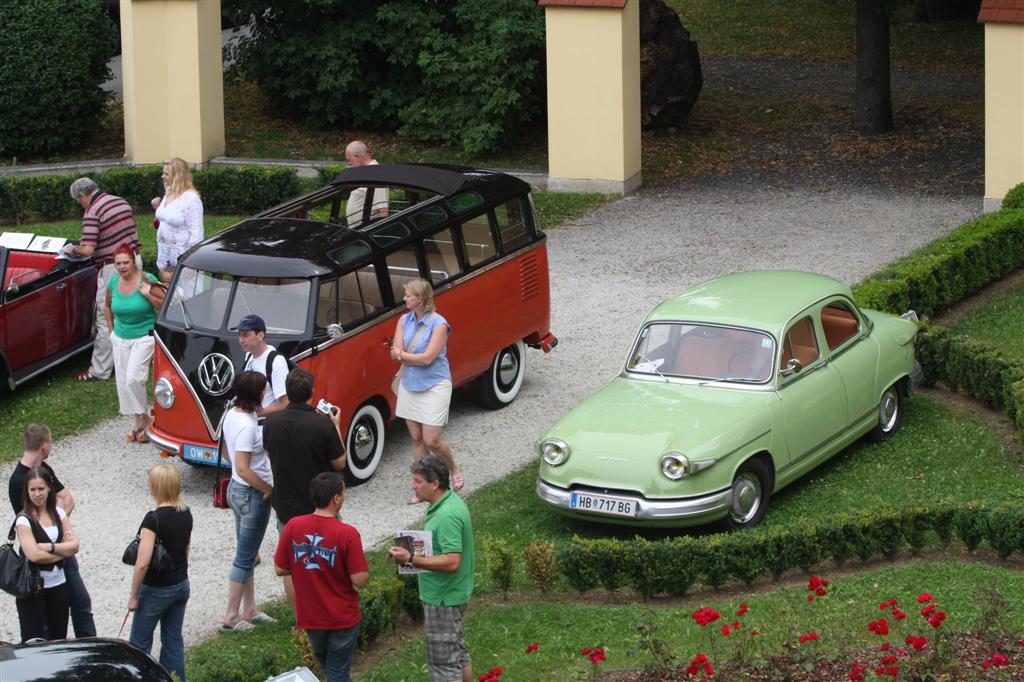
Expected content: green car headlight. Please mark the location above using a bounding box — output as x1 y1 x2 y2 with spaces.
154 377 175 409
541 438 570 466
660 452 688 480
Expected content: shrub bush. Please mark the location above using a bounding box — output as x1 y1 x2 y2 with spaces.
227 0 545 155
523 538 558 593
852 209 1024 317
0 0 115 158
1002 182 1024 210
559 504 1024 597
483 536 515 600
0 166 302 224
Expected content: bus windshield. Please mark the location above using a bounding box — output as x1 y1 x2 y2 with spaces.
164 268 310 334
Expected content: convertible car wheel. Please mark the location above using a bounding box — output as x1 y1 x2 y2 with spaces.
867 383 902 442
473 340 526 409
723 459 771 530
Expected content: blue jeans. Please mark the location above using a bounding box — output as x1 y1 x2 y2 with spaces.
227 479 271 584
63 555 97 637
130 578 190 682
306 624 360 682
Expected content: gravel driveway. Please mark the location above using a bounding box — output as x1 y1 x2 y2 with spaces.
0 182 979 651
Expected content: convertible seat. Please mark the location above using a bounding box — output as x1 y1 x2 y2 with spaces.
3 250 60 288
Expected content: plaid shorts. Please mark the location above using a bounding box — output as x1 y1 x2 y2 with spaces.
423 602 471 682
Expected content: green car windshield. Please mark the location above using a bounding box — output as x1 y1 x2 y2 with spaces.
627 323 776 383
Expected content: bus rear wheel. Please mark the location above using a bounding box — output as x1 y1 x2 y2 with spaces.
345 403 385 485
473 340 526 409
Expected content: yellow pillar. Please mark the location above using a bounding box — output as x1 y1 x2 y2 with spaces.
120 0 225 164
542 0 642 195
983 23 1024 211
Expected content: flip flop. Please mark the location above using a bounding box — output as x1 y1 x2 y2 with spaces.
134 430 149 444
452 472 465 491
219 620 254 633
126 431 137 443
247 612 277 624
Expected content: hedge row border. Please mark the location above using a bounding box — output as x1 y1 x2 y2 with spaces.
561 503 1024 598
0 165 302 224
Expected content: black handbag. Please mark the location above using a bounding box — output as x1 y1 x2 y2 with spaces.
0 517 43 598
122 511 174 573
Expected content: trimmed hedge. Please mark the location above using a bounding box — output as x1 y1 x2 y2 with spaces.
0 165 302 224
852 208 1024 317
915 325 1024 432
561 503 1024 598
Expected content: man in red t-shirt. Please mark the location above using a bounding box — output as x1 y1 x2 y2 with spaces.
275 472 368 682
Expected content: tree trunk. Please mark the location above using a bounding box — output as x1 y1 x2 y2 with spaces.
854 0 893 133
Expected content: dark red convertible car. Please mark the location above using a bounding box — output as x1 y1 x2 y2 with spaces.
0 235 97 390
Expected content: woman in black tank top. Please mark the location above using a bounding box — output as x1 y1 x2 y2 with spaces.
14 467 80 642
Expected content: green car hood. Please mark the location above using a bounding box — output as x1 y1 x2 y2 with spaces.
540 377 774 496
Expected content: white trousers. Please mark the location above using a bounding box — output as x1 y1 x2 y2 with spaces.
89 255 142 379
111 332 154 416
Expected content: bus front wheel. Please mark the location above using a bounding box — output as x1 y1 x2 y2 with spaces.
345 403 385 485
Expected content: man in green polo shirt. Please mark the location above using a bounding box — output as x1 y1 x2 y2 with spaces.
388 455 475 682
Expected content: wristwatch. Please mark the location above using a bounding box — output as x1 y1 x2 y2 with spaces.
49 541 55 554
404 555 415 569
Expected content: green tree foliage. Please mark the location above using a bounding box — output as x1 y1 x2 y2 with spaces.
226 0 545 155
0 0 115 157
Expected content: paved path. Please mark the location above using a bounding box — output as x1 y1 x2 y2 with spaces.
0 181 979 650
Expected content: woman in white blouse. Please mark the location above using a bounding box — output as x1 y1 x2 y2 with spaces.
151 157 204 272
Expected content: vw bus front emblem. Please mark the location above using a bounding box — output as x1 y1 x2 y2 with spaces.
198 353 235 396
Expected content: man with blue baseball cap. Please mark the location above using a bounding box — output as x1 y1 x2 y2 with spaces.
231 314 289 415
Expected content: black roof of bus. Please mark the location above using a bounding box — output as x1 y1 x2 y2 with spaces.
180 165 531 278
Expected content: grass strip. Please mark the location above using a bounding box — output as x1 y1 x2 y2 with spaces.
948 280 1024 363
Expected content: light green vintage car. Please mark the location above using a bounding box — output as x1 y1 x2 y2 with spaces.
536 271 922 529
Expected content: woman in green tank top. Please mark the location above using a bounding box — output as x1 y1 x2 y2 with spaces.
103 245 162 442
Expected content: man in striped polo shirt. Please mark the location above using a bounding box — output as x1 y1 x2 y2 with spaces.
63 178 141 381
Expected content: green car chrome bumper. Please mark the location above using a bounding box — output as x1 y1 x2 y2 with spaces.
535 478 732 526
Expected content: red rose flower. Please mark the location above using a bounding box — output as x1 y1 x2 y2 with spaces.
580 648 592 656
799 632 819 644
525 643 539 654
691 607 721 627
881 642 891 651
737 603 748 616
917 592 934 603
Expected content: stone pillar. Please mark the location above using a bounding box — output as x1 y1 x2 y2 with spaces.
541 0 642 196
120 0 225 164
978 2 1024 211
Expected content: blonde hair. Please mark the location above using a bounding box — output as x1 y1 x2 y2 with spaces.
404 278 435 314
164 158 197 197
148 463 187 511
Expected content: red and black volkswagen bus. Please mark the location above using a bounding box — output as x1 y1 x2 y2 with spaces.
146 164 556 483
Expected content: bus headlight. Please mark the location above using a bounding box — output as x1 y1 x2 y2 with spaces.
541 439 570 466
154 378 175 409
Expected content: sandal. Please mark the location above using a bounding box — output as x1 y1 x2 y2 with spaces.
134 429 148 444
452 471 465 491
127 431 138 443
407 494 424 505
219 620 254 633
75 371 100 382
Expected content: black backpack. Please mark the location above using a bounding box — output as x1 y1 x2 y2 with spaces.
244 349 297 393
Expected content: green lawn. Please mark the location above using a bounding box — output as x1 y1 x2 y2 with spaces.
357 560 1024 681
947 281 1024 362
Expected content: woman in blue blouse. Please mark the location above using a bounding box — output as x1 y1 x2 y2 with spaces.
390 278 462 503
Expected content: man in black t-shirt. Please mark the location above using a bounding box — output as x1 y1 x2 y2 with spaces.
8 424 96 637
263 368 347 529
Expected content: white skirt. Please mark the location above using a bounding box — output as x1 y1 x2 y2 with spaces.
396 379 452 426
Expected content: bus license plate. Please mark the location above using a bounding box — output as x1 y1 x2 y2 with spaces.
183 443 219 465
570 492 637 518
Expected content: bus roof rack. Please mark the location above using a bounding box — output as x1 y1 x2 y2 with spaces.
330 164 483 197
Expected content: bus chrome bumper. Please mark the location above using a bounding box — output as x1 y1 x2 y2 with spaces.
535 479 731 523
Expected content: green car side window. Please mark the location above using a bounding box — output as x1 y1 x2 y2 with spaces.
781 316 820 372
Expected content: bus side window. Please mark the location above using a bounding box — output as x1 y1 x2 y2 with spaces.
328 266 384 326
460 213 496 267
423 227 461 284
385 243 421 305
495 198 530 252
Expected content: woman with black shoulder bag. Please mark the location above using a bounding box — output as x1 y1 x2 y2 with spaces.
127 463 193 682
14 466 79 642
